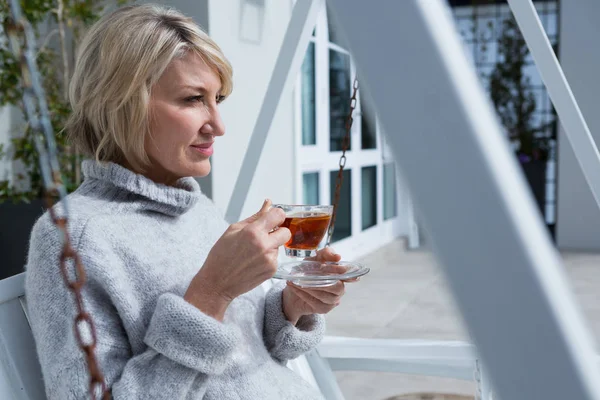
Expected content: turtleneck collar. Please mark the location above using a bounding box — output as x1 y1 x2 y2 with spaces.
81 160 201 216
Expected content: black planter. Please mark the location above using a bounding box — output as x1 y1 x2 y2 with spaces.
519 160 555 239
0 199 46 280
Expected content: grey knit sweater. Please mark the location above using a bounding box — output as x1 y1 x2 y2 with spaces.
25 160 325 399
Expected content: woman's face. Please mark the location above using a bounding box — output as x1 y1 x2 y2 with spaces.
145 51 225 185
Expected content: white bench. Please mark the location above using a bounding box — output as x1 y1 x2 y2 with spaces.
0 274 45 400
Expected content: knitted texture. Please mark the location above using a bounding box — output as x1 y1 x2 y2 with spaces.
25 160 325 399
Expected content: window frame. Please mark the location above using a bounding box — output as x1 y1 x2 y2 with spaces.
294 5 403 249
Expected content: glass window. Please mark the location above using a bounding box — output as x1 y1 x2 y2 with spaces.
301 42 316 145
303 172 319 205
361 166 377 230
329 50 351 151
449 0 560 231
330 169 352 241
361 96 377 149
383 163 397 220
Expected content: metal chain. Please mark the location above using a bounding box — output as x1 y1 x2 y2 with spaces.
327 77 359 246
6 1 109 399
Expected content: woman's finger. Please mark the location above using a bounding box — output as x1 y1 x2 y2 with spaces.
267 226 291 247
324 253 342 262
305 247 340 262
288 283 339 305
293 280 344 296
287 284 338 313
240 199 272 226
256 206 287 232
318 247 341 262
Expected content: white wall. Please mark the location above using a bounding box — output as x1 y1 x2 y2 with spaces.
207 0 296 220
556 0 600 250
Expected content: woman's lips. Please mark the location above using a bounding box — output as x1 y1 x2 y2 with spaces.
190 143 214 156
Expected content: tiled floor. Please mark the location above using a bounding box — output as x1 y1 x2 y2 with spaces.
324 239 600 400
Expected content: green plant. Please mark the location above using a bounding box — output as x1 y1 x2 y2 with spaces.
0 0 128 204
488 16 552 163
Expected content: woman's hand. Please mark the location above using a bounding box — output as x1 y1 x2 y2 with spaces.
282 247 355 325
184 199 291 320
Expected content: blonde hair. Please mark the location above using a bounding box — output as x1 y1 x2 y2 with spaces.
65 4 233 171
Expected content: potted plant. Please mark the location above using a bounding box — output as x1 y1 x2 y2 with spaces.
488 16 555 231
0 0 127 279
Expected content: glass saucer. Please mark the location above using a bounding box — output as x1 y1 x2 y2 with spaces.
273 260 370 287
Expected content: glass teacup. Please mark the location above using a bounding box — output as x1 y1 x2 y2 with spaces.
272 204 333 258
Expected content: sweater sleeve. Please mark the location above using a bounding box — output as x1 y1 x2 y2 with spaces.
25 215 239 399
262 281 326 362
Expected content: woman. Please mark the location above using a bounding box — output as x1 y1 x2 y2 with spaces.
25 4 349 399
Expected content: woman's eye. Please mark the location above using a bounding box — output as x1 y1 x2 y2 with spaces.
185 95 225 104
186 95 204 103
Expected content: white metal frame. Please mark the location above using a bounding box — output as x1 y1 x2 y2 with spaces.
0 274 46 400
307 337 487 400
326 1 600 400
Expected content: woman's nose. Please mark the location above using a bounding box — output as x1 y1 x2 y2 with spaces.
201 108 226 137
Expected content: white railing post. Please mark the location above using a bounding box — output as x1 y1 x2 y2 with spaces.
305 350 345 400
406 191 420 249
